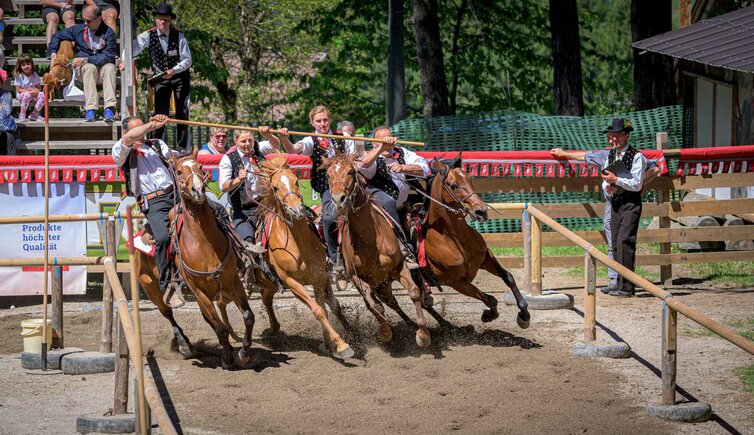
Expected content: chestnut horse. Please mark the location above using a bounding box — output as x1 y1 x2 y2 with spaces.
252 155 354 359
423 156 530 329
323 152 431 347
136 147 254 369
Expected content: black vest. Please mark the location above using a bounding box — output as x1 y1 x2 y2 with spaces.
607 145 641 201
227 143 266 213
310 132 346 194
119 139 168 197
368 157 400 201
148 28 187 78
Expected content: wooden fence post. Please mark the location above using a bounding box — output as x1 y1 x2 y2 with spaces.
657 132 672 284
51 265 63 348
113 321 129 414
522 207 532 293
134 373 152 434
661 300 678 406
101 218 116 353
530 214 542 295
584 252 596 341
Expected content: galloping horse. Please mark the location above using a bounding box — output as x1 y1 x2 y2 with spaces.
252 155 354 360
136 147 255 369
423 155 530 329
323 152 431 347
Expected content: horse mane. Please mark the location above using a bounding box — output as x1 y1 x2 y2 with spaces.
258 154 290 211
319 150 359 170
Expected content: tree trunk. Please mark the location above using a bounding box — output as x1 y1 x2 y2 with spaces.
632 0 677 110
215 80 238 121
412 0 452 118
387 0 406 126
549 0 584 116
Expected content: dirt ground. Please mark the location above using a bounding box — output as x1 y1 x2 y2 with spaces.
0 266 752 435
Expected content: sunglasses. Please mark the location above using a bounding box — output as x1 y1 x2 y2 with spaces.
214 134 227 138
83 17 101 23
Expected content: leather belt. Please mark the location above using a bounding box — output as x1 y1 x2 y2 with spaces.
138 185 173 205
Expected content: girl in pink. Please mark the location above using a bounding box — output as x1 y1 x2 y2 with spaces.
14 54 45 121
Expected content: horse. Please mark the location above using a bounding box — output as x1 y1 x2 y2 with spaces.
136 147 255 370
251 155 354 360
322 151 431 348
421 155 530 329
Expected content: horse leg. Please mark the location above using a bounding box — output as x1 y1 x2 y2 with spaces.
322 277 353 332
223 285 256 367
480 251 530 329
448 278 501 323
376 281 414 326
260 284 281 332
139 256 195 357
352 274 392 343
193 289 237 369
217 294 242 343
397 266 431 348
288 276 353 360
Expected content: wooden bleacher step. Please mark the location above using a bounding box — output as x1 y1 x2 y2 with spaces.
15 139 115 151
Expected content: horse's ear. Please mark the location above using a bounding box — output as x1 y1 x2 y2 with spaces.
432 157 446 175
191 145 199 159
347 152 359 165
318 156 333 170
452 153 462 169
168 151 178 165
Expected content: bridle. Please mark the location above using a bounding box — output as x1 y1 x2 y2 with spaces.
436 166 478 219
329 161 369 214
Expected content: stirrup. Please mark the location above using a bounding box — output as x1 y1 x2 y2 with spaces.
163 281 186 309
244 240 266 254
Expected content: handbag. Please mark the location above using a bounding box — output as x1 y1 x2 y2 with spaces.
63 68 86 102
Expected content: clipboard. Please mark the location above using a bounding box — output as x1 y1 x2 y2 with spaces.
148 70 167 82
602 160 633 179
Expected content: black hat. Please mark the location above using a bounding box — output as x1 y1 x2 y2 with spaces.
153 3 176 19
602 117 634 134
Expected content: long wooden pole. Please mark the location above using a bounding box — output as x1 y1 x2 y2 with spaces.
42 84 51 369
166 118 426 147
51 266 63 348
530 215 542 295
125 208 148 434
0 257 108 267
584 252 596 342
0 212 143 224
100 218 116 353
662 301 678 405
528 205 754 355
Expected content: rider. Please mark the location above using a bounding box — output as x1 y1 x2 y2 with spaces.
112 114 177 293
279 105 418 271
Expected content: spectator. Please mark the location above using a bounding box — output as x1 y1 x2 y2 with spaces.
41 0 77 45
550 118 647 297
85 0 118 32
125 3 192 149
0 8 6 67
0 69 17 155
48 5 117 122
337 120 355 136
198 127 228 155
14 54 45 122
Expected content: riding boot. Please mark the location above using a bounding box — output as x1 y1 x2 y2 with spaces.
255 252 286 293
395 228 420 270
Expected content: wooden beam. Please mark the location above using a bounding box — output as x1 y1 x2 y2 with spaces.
494 250 754 269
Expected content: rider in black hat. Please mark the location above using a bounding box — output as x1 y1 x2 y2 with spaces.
122 2 192 149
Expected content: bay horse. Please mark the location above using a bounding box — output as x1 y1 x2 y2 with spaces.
252 155 354 360
136 147 254 370
423 155 530 329
323 151 431 348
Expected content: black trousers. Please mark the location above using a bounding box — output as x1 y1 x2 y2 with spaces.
232 205 259 243
610 192 642 292
0 130 17 155
320 187 402 263
151 73 190 150
145 191 175 290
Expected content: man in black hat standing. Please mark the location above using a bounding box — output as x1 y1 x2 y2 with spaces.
124 3 192 149
550 118 647 297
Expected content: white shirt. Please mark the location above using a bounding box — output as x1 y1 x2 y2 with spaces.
131 28 192 75
111 138 176 201
295 133 356 157
218 143 276 205
380 147 430 207
601 145 647 194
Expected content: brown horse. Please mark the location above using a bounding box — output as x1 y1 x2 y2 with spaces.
136 147 255 369
323 152 431 347
251 155 354 359
422 156 530 328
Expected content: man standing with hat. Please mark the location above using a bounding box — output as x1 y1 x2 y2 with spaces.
124 2 192 149
550 118 647 297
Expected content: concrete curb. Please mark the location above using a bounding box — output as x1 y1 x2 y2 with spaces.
21 347 86 370
571 341 631 359
76 413 136 434
646 402 712 422
61 352 116 375
503 290 574 310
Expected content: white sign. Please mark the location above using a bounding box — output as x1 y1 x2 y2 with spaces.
0 183 87 296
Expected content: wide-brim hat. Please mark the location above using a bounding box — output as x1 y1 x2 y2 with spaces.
153 3 176 19
602 117 634 134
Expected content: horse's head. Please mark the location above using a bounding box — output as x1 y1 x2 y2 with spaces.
321 151 361 213
171 146 208 204
261 155 305 220
433 154 488 222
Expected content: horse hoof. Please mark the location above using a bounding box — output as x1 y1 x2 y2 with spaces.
234 349 252 367
334 345 354 361
517 312 530 329
269 322 281 332
415 330 431 348
378 326 393 343
422 293 435 307
221 359 235 370
481 309 499 323
178 344 196 359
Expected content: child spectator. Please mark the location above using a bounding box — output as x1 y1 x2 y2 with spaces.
14 54 45 122
0 69 18 155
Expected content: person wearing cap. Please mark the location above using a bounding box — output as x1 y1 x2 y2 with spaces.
48 5 117 123
0 69 17 155
124 2 192 149
550 118 648 297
